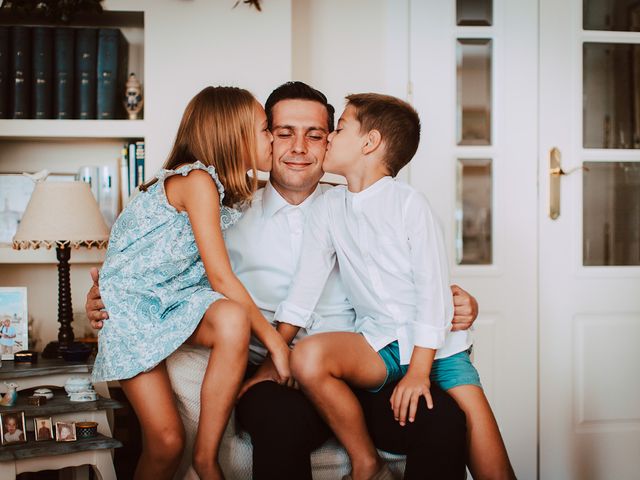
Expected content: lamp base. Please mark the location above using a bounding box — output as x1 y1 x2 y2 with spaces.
42 341 92 361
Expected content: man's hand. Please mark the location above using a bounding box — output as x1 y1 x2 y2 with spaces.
451 284 478 331
86 267 108 330
390 371 433 427
237 356 296 399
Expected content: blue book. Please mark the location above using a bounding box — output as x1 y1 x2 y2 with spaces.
75 28 97 119
0 27 8 118
135 140 145 187
53 28 74 119
97 28 128 119
10 26 31 119
32 27 53 119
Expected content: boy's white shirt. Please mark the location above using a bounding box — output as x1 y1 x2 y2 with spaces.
224 181 355 365
275 176 471 364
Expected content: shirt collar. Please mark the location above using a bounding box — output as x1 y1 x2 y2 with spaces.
348 176 393 204
262 180 324 219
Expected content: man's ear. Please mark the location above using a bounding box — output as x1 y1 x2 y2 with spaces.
362 129 382 154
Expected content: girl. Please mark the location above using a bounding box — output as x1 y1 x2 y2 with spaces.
92 86 290 480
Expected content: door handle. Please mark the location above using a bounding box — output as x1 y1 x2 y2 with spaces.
549 147 588 220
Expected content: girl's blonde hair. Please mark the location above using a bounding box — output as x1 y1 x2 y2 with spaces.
141 86 258 207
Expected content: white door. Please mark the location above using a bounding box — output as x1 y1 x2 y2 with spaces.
409 0 538 478
539 1 640 478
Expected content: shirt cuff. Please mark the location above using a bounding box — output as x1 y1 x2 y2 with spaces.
274 301 320 329
412 323 448 350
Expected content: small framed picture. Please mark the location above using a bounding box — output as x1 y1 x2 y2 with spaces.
0 412 27 445
55 421 77 442
34 417 53 441
0 287 28 360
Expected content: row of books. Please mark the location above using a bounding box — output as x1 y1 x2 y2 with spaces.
0 26 129 120
76 140 144 227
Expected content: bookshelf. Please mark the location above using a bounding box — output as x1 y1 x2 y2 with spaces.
0 4 145 265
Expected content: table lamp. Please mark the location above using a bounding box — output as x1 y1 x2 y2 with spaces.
13 180 110 359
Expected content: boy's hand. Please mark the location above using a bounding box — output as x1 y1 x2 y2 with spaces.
86 267 108 329
451 284 478 331
390 371 433 426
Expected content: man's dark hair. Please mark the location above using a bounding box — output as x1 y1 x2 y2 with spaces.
265 81 335 132
346 93 421 177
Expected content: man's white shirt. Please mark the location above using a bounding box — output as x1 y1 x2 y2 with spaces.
275 176 471 364
224 181 355 364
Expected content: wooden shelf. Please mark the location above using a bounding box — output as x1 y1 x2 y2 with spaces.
0 389 122 418
0 358 93 381
0 246 106 265
0 433 122 462
0 120 146 140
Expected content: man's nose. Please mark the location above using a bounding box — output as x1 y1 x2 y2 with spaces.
292 135 308 154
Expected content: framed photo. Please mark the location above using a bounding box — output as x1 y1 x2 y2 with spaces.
34 417 53 442
0 412 27 445
0 287 28 360
55 421 77 442
0 172 76 245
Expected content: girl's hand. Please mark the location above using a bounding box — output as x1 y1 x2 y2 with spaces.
268 335 293 386
390 371 433 426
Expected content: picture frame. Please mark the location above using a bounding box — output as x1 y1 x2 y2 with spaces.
0 172 76 245
0 411 27 445
55 421 77 442
0 287 28 360
34 417 53 442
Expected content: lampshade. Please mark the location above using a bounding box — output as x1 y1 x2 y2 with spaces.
13 181 110 250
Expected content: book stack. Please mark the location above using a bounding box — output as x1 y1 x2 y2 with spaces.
119 139 145 207
0 25 129 119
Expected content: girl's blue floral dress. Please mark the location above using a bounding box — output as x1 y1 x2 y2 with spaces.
92 162 242 382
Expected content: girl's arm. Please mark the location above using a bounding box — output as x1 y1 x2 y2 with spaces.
168 170 291 382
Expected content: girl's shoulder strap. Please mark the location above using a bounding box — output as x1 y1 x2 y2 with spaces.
156 161 225 203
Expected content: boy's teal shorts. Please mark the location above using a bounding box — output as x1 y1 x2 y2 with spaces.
371 341 482 393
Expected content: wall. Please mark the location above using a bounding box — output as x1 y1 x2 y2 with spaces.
0 0 292 348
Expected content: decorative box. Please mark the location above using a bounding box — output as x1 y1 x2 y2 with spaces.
75 421 98 439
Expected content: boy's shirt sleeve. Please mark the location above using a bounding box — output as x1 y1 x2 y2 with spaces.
274 194 336 329
405 191 454 350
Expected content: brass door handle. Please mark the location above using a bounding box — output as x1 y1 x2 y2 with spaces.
549 147 588 220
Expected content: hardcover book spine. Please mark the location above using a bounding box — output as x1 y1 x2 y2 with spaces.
53 28 74 119
0 27 9 119
10 26 31 119
135 140 145 187
75 28 97 119
97 29 119 119
32 27 53 119
128 140 136 195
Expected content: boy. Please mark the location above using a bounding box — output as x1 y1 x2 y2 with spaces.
275 93 515 480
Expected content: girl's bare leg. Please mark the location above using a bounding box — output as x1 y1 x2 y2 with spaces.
447 385 517 480
291 332 388 480
187 299 250 480
120 363 185 480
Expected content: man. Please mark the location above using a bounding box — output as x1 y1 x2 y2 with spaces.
86 82 478 479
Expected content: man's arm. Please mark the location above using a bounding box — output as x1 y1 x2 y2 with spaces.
86 267 108 330
451 284 478 331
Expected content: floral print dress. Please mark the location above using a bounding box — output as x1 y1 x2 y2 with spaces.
92 161 242 382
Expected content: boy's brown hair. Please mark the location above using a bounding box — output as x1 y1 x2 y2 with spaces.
346 93 420 177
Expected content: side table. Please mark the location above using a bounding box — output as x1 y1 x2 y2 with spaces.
0 359 122 480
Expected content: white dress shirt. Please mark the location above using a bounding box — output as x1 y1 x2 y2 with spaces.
275 176 471 364
225 181 355 364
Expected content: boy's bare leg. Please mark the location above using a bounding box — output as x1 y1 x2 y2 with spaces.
291 332 388 480
120 364 185 480
447 385 517 480
187 299 250 480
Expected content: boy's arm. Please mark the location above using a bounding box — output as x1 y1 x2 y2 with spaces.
405 192 454 351
390 193 453 424
275 195 336 329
